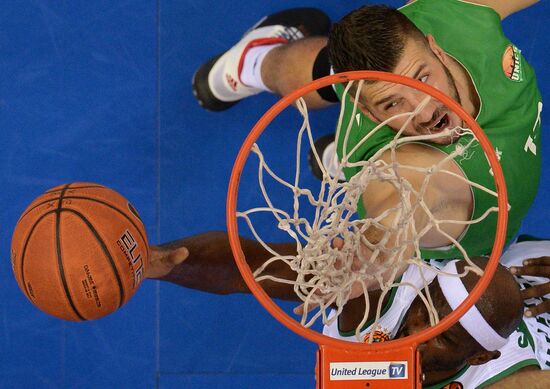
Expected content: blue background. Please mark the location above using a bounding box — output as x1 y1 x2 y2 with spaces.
1 1 548 388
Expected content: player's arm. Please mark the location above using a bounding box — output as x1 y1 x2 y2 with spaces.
454 0 539 19
147 231 301 300
358 143 472 286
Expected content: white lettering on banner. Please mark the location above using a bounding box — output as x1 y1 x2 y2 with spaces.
329 361 408 381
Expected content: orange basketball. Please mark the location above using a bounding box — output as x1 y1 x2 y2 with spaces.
10 182 149 321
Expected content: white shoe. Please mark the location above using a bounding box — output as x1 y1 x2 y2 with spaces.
192 8 331 111
208 25 303 103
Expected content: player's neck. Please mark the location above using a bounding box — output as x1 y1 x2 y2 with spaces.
446 55 480 119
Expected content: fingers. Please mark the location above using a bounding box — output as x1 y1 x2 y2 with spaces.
166 246 189 265
520 282 550 300
510 257 550 318
512 276 550 319
511 264 550 277
524 299 550 318
332 237 344 249
150 245 189 265
293 302 319 316
146 245 189 279
510 256 550 277
524 256 550 266
293 304 305 316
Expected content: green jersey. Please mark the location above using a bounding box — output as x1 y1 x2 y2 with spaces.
336 0 543 259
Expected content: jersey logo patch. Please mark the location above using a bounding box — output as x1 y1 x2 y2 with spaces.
502 44 523 82
363 329 391 343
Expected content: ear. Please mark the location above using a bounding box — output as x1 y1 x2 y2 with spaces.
351 97 380 123
359 105 380 123
426 34 446 63
466 350 501 366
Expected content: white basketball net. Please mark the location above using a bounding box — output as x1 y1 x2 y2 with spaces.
237 79 501 341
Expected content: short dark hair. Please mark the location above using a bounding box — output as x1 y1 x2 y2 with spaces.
328 5 427 73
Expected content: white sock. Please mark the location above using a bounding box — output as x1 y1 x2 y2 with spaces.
240 43 281 92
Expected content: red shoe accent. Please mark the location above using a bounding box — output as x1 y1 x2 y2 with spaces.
236 37 288 85
226 74 238 91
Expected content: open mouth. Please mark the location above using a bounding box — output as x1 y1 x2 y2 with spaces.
431 113 449 132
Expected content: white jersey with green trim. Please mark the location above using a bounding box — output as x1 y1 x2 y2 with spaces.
322 264 438 342
429 330 538 388
322 240 550 388
500 240 550 370
434 240 550 388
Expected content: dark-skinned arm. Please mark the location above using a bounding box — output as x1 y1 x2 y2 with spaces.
147 231 301 301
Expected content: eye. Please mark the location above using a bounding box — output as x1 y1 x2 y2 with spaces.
419 75 429 83
384 100 401 111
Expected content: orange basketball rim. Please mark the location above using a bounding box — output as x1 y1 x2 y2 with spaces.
226 71 508 388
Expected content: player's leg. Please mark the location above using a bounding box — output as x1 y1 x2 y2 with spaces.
261 37 335 109
192 8 337 111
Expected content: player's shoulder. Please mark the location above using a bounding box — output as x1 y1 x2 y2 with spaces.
403 0 534 20
385 142 451 167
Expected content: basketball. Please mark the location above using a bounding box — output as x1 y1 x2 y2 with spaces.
10 182 149 321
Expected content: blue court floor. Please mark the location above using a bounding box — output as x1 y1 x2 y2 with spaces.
1 1 549 388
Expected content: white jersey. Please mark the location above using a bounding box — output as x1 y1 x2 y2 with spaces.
322 240 550 388
499 240 550 369
323 264 439 342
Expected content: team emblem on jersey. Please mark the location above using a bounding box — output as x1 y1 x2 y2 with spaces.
363 329 391 343
502 44 523 82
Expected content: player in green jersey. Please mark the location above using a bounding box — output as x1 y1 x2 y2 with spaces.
192 0 543 281
330 1 542 262
145 2 550 385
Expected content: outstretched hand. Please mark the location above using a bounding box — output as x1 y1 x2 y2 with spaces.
145 245 189 279
510 256 550 317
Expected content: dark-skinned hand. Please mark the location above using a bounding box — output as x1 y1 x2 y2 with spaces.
510 256 550 317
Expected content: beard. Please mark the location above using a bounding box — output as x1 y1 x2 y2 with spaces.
411 64 464 144
443 62 461 105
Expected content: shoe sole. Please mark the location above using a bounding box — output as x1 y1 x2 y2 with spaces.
192 54 239 112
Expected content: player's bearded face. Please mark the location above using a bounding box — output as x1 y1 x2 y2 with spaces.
358 38 464 145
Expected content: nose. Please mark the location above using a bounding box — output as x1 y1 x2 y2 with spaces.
410 93 439 127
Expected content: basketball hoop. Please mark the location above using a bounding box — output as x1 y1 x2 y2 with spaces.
227 71 508 388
